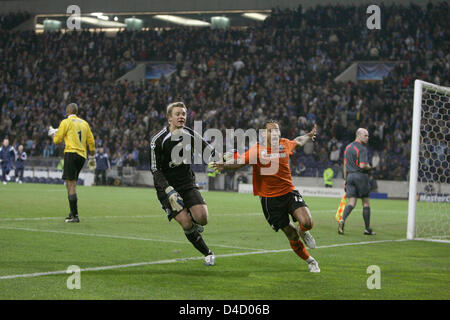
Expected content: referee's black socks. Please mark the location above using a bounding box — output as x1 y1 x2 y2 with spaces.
363 207 371 230
342 204 354 221
184 225 210 256
68 194 78 217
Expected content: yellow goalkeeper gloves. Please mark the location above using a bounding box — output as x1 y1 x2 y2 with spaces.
165 186 184 213
88 155 96 171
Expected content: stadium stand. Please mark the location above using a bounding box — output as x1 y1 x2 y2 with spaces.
0 3 448 181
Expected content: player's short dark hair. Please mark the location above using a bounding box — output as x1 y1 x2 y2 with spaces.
263 119 279 129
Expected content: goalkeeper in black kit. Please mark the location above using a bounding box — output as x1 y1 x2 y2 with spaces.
150 102 217 266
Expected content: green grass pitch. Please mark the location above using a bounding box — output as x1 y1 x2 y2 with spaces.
0 183 448 300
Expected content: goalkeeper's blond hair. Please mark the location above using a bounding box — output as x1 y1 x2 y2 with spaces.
166 102 187 118
66 103 78 115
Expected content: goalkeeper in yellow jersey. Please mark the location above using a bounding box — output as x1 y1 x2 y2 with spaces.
48 103 96 223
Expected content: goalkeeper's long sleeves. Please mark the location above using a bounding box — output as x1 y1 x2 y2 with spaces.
150 136 170 193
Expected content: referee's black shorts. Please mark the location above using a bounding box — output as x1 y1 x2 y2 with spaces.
346 172 370 198
62 152 85 181
260 189 308 232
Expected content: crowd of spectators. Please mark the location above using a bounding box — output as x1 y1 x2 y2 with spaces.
0 11 31 30
0 2 448 182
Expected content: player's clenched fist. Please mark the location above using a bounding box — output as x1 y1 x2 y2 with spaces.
165 186 184 213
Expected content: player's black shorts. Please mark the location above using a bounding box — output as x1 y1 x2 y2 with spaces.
346 172 370 198
260 189 308 232
157 185 206 221
62 152 85 181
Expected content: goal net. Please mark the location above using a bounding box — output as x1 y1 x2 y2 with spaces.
407 80 449 242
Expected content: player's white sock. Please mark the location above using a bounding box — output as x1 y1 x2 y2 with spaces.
306 256 320 273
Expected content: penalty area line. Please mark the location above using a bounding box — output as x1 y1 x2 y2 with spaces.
0 238 407 280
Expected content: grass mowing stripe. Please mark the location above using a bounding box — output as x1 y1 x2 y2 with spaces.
0 238 408 280
0 225 267 251
0 209 408 222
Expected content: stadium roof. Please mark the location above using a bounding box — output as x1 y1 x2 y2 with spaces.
34 10 271 31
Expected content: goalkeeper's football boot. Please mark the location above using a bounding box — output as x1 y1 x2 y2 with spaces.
204 253 215 266
299 230 316 249
338 220 345 235
364 228 376 235
307 257 320 273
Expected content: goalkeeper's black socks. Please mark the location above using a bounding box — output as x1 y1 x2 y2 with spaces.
68 194 78 217
184 225 211 256
342 204 354 222
363 206 371 230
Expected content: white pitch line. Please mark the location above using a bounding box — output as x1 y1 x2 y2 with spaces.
0 225 266 252
414 238 450 244
0 216 159 221
0 239 409 280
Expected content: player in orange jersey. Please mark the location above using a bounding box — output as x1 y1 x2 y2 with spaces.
213 120 320 272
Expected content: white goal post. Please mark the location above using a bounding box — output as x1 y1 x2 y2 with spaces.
407 79 449 241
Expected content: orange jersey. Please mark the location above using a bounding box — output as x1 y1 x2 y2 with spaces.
240 138 297 197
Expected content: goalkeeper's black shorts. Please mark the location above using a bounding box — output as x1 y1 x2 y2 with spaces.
260 189 308 232
157 185 206 221
62 152 85 181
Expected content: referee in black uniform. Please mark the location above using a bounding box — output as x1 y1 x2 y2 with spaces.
150 102 217 266
338 128 376 235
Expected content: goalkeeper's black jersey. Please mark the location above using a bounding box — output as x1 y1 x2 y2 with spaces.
150 126 216 192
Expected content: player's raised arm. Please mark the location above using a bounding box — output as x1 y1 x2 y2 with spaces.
294 124 317 148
